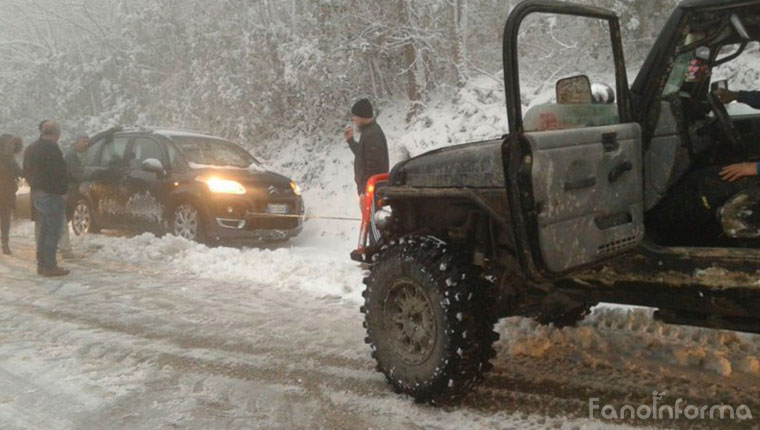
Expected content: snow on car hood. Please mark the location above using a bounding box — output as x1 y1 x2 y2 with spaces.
188 162 269 173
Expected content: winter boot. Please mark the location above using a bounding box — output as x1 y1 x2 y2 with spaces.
41 267 70 277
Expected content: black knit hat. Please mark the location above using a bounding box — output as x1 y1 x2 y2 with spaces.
351 98 373 119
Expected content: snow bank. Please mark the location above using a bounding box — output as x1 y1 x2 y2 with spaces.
501 305 760 381
72 231 365 303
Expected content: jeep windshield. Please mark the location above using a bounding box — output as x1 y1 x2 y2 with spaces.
171 137 261 169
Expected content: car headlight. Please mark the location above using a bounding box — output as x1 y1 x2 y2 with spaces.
290 181 302 196
197 177 246 195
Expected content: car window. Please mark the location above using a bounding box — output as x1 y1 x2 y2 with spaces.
99 137 130 168
518 14 621 132
129 138 164 169
165 142 187 171
84 139 105 166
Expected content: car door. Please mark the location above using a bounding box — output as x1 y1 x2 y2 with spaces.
90 135 131 227
503 2 644 278
121 136 170 232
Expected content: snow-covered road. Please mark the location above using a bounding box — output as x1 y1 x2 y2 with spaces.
0 221 758 429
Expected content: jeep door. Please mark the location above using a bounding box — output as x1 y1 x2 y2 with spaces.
503 1 644 279
121 136 171 232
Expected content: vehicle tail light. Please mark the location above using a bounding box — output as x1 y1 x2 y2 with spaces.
357 173 390 253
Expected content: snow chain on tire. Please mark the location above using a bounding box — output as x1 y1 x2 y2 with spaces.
360 235 499 404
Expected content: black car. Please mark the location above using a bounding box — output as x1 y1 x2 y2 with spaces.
70 127 304 243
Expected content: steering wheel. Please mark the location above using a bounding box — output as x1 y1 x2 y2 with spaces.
707 90 746 156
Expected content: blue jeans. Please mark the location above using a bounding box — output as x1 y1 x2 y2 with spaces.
32 191 64 270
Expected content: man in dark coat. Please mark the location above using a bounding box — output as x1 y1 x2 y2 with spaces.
23 120 70 277
344 98 389 197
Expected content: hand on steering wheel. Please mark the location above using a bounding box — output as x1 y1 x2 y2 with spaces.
707 90 746 156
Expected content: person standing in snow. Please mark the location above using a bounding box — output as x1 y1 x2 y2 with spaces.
57 134 90 259
23 120 70 277
343 98 389 200
0 134 23 255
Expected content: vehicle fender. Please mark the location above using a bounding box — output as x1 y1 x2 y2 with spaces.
164 188 212 227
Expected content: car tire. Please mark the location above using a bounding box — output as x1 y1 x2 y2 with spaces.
71 198 100 235
171 202 206 243
361 235 498 404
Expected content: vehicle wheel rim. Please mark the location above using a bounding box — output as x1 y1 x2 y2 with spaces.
384 279 437 366
174 204 199 240
72 202 91 235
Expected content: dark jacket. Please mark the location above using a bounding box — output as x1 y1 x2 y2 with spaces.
738 91 760 110
347 121 389 194
23 138 68 195
0 155 22 199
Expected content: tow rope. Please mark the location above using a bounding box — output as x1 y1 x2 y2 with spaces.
252 213 361 221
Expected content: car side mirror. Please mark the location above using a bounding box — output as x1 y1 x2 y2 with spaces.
142 158 165 175
711 79 729 92
556 75 592 104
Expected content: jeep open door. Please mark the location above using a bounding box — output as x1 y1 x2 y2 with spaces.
503 0 644 279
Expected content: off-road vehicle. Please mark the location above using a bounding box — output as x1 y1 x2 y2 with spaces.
352 0 760 403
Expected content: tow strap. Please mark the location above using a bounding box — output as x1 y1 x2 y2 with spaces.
251 213 361 221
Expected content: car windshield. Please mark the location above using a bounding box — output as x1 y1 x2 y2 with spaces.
171 137 260 168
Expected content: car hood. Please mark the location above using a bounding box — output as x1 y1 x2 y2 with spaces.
390 138 506 188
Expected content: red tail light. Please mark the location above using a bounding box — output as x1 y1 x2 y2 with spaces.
357 173 390 252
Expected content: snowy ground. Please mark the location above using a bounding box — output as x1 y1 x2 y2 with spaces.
5 74 760 429
1 219 759 430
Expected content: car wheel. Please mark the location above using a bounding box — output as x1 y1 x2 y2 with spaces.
361 236 498 404
71 199 99 235
172 203 205 243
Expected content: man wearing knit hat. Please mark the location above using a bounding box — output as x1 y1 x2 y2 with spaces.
344 98 389 199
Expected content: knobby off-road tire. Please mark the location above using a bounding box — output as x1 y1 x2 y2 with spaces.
361 236 499 404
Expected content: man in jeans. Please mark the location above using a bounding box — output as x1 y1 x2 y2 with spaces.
23 121 70 277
